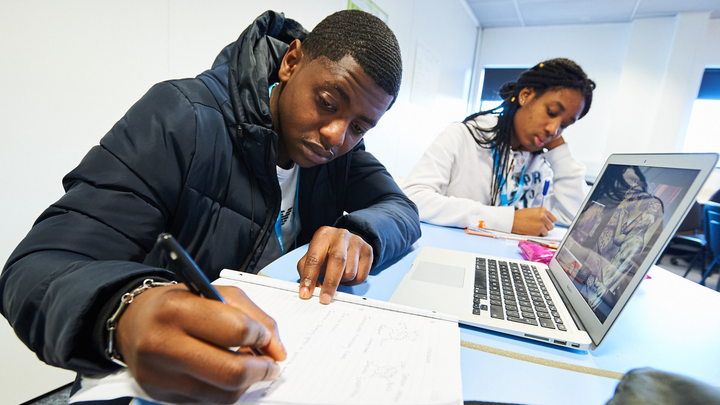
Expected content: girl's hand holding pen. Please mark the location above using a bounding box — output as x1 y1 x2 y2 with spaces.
512 207 556 237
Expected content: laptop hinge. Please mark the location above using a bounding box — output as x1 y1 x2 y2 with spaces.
545 267 587 333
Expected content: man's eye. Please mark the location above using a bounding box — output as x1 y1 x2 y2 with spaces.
318 96 335 111
352 123 366 136
547 108 558 118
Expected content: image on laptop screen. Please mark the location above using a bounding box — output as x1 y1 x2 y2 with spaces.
555 164 700 323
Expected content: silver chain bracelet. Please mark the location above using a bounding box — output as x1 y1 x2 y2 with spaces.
106 278 177 367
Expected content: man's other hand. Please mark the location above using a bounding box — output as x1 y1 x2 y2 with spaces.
296 226 373 304
116 284 286 404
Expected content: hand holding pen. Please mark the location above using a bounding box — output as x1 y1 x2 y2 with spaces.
109 234 286 404
511 180 555 236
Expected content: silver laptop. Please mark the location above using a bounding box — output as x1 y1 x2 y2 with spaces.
390 153 718 350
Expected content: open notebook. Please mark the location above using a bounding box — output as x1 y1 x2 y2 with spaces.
69 271 462 405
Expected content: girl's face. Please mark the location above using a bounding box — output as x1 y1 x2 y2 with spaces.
511 87 585 152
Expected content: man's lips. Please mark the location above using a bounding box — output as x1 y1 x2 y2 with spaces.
305 142 334 163
533 135 546 148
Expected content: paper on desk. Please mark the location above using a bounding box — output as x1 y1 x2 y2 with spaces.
467 224 568 244
70 271 462 405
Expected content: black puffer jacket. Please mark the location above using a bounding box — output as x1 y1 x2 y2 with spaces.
0 11 420 375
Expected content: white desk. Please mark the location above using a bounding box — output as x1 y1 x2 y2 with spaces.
262 223 720 405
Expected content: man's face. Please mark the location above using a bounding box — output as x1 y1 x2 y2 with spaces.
272 41 393 169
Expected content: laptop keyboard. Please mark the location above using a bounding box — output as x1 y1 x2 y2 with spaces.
473 258 566 331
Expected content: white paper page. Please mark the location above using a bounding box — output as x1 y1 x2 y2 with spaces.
467 224 568 243
70 273 462 405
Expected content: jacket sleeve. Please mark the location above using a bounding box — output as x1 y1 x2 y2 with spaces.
544 143 589 226
0 82 198 375
401 125 516 232
333 142 421 269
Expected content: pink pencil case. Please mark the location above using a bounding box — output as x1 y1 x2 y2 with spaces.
518 240 555 265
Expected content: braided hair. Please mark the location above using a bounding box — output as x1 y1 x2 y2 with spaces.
301 10 402 108
464 58 596 204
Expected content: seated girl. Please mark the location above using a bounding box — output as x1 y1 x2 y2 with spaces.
402 58 595 236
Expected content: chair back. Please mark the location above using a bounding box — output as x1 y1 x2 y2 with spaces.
703 202 720 257
677 201 703 234
709 189 720 204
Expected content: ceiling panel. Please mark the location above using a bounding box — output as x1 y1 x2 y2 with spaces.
467 1 522 27
635 0 720 18
466 0 720 27
521 1 636 25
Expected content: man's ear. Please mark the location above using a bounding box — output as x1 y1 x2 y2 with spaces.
278 39 303 83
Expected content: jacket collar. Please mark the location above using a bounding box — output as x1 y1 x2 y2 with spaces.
204 11 307 132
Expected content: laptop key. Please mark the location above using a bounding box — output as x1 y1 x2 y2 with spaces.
506 310 520 318
491 305 504 319
519 304 533 312
490 299 502 306
507 316 538 326
557 324 567 331
539 318 555 329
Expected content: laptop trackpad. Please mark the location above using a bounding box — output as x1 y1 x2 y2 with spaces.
411 262 465 288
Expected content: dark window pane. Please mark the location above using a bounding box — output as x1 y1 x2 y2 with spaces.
480 68 527 102
698 68 720 100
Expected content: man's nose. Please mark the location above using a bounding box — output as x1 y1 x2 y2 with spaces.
320 119 347 149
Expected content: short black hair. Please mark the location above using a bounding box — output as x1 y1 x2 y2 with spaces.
301 10 402 107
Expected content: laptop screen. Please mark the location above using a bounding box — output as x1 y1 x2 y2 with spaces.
555 164 700 323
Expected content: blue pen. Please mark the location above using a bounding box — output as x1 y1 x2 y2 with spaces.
541 179 550 207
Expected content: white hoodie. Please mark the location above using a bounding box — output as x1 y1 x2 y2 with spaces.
402 115 588 232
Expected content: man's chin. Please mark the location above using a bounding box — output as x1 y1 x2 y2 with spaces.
291 156 325 168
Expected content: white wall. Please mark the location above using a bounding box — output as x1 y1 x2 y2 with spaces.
364 0 479 178
693 18 720 201
473 13 720 178
0 0 478 402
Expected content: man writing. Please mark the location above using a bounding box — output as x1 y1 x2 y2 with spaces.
0 10 420 404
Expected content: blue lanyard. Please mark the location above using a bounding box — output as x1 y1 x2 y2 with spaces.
270 80 294 256
275 171 300 255
270 81 298 256
499 164 527 207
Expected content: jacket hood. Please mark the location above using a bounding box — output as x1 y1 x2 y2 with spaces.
198 10 307 130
